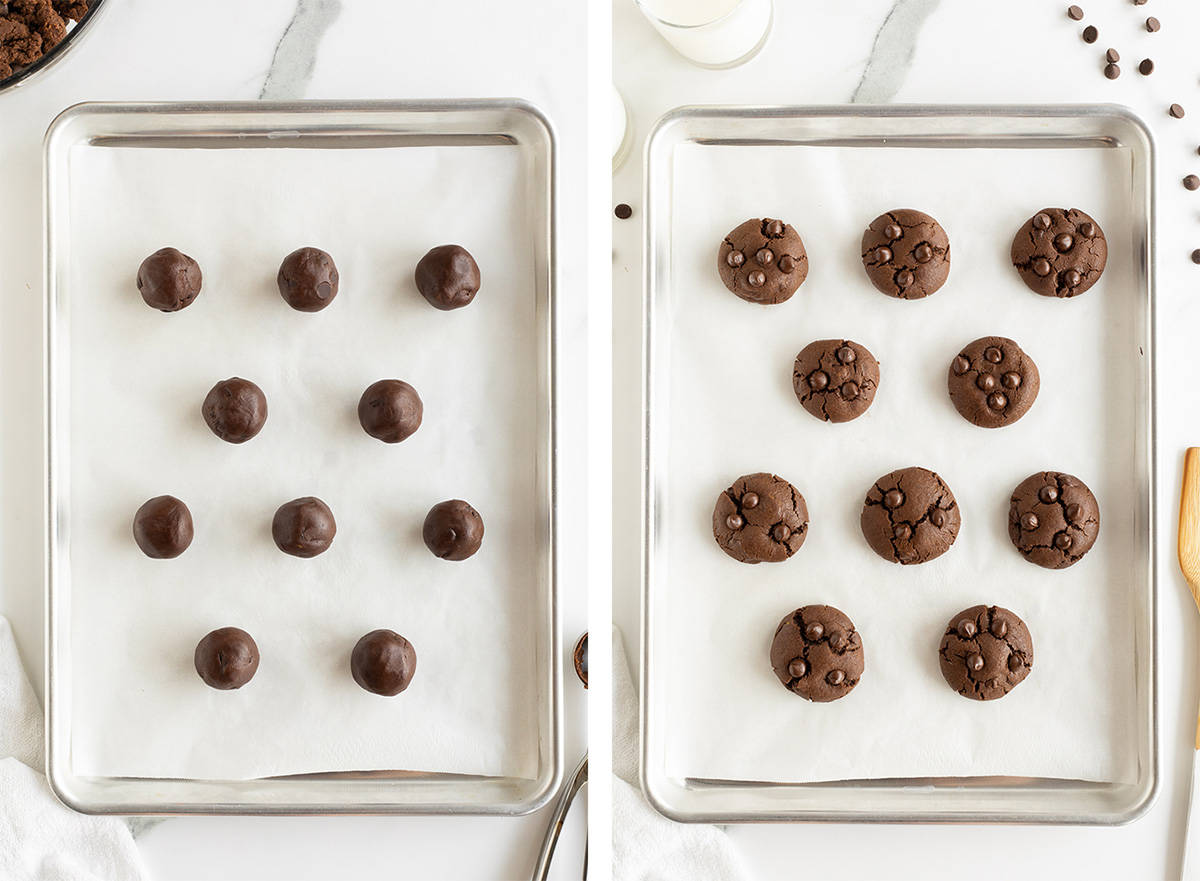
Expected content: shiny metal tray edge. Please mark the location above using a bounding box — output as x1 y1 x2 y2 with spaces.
44 100 563 816
639 104 1158 825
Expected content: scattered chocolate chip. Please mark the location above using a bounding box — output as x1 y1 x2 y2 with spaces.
1104 62 1120 79
1138 58 1154 75
1171 103 1186 119
1105 48 1119 63
1185 175 1200 191
1082 24 1098 42
1132 0 1147 4
1067 4 1083 19
614 203 632 220
1192 249 1200 265
1145 16 1159 32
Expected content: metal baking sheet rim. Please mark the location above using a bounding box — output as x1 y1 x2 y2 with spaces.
43 100 563 816
639 104 1159 825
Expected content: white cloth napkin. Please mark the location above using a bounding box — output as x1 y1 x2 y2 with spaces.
0 616 147 881
612 628 749 881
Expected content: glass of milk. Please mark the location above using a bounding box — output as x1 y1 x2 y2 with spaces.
635 0 773 69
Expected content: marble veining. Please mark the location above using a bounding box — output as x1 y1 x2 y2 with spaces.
260 0 343 100
851 0 941 103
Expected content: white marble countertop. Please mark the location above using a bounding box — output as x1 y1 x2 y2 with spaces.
614 0 1200 878
0 1 588 878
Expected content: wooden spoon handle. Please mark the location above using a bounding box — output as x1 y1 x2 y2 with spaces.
1179 448 1200 589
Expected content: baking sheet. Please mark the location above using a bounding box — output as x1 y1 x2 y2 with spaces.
659 143 1140 785
64 143 540 780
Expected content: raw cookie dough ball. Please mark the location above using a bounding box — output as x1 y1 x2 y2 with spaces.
712 472 809 564
947 336 1040 428
1008 471 1100 569
717 218 809 305
1011 208 1107 298
202 377 268 444
133 495 194 558
277 246 339 312
351 629 417 696
194 627 260 690
415 244 481 310
792 339 880 423
137 247 202 312
422 499 484 561
860 209 950 299
861 466 960 564
358 379 423 443
770 605 864 702
938 605 1033 701
272 496 336 558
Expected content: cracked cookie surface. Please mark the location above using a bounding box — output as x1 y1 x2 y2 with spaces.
793 339 880 423
938 605 1033 700
717 217 808 305
947 336 1040 428
770 605 864 702
712 472 808 564
860 209 950 299
860 466 960 564
1010 207 1107 298
1008 471 1100 569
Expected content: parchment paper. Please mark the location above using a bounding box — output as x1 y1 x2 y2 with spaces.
64 143 540 780
660 143 1142 784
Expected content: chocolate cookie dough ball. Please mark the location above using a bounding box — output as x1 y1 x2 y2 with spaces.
272 496 336 558
1008 471 1100 569
133 495 193 559
358 379 423 443
947 336 1040 429
351 629 417 696
202 377 268 444
861 209 950 299
277 246 339 312
137 247 202 312
712 472 809 564
717 218 809 305
194 627 260 690
938 605 1033 701
422 499 484 560
860 466 960 565
415 244 481 311
792 339 880 423
1011 208 1107 298
770 605 864 702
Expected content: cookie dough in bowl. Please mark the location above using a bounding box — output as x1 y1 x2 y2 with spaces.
860 209 950 299
860 466 960 565
938 605 1033 701
712 472 808 564
770 605 864 702
717 217 808 305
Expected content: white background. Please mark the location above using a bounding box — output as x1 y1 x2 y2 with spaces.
0 1 589 879
614 0 1200 878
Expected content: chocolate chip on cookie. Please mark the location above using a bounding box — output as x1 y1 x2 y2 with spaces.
770 605 864 702
938 605 1033 701
792 339 880 423
712 472 809 564
947 336 1040 428
1008 471 1100 569
717 218 809 305
1011 208 1107 298
860 209 950 299
861 466 960 565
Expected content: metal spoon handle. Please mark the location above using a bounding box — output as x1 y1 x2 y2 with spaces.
531 753 588 881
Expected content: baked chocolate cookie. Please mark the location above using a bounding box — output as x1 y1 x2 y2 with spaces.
194 627 259 690
860 209 950 299
1010 208 1107 298
717 218 808 305
137 247 202 312
938 605 1033 701
202 377 268 443
133 495 193 559
712 472 808 564
415 244 481 310
770 605 864 702
861 466 960 564
277 247 339 312
792 339 880 423
947 336 1040 428
1008 471 1100 569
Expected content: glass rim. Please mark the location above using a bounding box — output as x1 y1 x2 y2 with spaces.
633 0 753 31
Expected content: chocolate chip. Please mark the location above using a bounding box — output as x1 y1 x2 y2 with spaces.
1002 372 1022 389
1054 532 1073 550
778 254 796 273
788 658 807 678
1063 268 1082 287
987 392 1008 410
726 250 744 267
883 489 905 509
755 248 774 266
1067 4 1083 19
1145 16 1159 32
1192 249 1200 265
1033 257 1052 277
1008 654 1024 671
742 492 759 509
614 203 633 219
772 524 791 542
884 223 902 240
1033 213 1052 231
841 381 860 400
895 269 914 288
829 632 848 652
766 219 784 236
958 619 977 639
1079 221 1096 237
748 270 766 286
991 618 1008 638
1185 175 1200 191
805 622 824 641
977 373 997 392
929 508 947 528
1054 233 1074 252
893 523 912 541
875 246 893 263
725 514 743 530
1138 58 1154 75
836 346 856 364
984 346 1003 363
1082 25 1098 42
825 669 846 686
1104 62 1120 79
914 244 933 263
1039 485 1059 504
952 356 970 375
1021 512 1039 530
808 370 829 390
967 653 985 672
1066 502 1083 522
1105 48 1119 63
1171 103 1186 119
